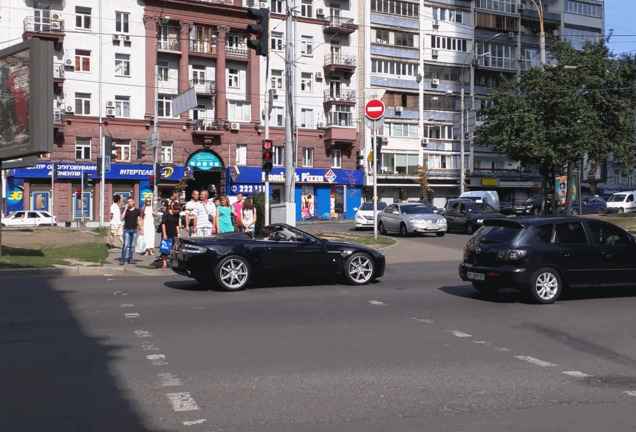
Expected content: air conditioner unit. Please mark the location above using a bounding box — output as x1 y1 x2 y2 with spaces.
395 106 403 113
431 49 439 57
421 138 429 146
52 13 61 20
381 136 388 144
508 32 515 39
432 78 440 85
553 29 560 37
271 89 279 97
51 21 61 30
316 8 325 16
65 58 73 66
113 34 120 41
432 19 439 27
230 122 240 131
106 100 115 108
124 35 131 42
316 71 323 79
246 0 256 6
106 108 115 117
65 105 74 113
317 122 325 129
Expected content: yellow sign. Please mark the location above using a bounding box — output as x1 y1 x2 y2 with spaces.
367 151 373 162
481 178 498 186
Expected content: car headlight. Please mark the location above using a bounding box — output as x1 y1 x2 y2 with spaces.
439 218 447 225
476 219 484 224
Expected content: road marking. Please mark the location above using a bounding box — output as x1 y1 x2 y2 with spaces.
125 313 140 318
494 347 510 352
134 330 152 338
448 330 472 338
563 371 592 378
625 391 636 397
183 419 207 426
147 354 168 365
515 356 557 367
113 291 128 296
121 303 135 308
142 342 159 351
158 373 183 387
412 317 434 324
474 340 490 345
368 300 386 306
166 392 199 411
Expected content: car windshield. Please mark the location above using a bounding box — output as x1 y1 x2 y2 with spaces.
479 225 522 244
360 202 386 211
401 205 433 214
608 194 627 202
466 203 497 213
526 196 541 203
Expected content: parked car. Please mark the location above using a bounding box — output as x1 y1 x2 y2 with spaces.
606 191 636 213
459 216 636 304
353 201 387 229
1 210 57 227
444 200 504 234
377 202 447 237
170 223 386 290
499 201 515 215
522 195 552 215
558 195 607 215
458 190 500 212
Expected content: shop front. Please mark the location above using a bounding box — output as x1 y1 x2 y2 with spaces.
226 166 363 221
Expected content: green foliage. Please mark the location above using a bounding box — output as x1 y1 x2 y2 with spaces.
252 192 266 234
476 40 636 214
0 242 109 268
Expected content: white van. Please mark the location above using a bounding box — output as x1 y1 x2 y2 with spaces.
458 190 500 212
606 191 636 213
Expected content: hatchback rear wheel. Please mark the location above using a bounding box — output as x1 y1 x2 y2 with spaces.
529 267 562 304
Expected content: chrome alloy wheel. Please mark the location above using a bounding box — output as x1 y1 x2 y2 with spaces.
345 253 374 285
216 256 250 290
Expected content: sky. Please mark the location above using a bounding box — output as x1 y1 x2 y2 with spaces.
604 0 636 57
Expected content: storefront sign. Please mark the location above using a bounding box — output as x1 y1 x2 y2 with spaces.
227 167 363 186
9 163 185 180
187 151 222 171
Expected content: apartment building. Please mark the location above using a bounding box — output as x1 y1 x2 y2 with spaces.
359 0 605 208
1 0 362 223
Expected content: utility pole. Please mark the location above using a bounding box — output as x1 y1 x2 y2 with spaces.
284 0 295 205
529 0 546 65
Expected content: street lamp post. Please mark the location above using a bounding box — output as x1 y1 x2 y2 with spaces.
528 0 546 65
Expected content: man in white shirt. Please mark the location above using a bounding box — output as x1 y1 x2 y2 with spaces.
193 190 217 237
109 194 123 249
184 189 200 236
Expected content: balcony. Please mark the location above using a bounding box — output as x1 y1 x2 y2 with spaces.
192 118 224 135
190 40 218 56
157 38 180 53
226 45 249 60
323 89 356 110
323 15 358 35
322 115 357 148
23 15 65 49
53 109 65 135
53 63 65 93
189 80 216 96
323 52 357 78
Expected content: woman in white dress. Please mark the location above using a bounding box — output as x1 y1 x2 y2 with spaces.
141 198 157 256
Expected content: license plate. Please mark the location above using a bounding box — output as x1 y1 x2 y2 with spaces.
467 271 485 281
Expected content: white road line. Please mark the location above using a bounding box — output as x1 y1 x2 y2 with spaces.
120 304 135 308
412 317 434 324
183 419 207 426
474 340 490 345
113 291 128 296
515 356 557 367
147 354 168 365
494 347 510 352
624 391 636 397
448 330 472 338
141 342 159 351
125 313 140 318
563 371 592 378
368 300 386 306
158 373 183 387
166 392 199 411
134 330 152 338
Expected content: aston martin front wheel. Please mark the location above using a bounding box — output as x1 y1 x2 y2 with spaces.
344 253 375 285
214 255 250 291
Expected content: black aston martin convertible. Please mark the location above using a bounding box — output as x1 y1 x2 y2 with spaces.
170 223 386 291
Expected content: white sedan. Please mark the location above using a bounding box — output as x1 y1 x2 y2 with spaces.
354 202 387 229
1 210 57 227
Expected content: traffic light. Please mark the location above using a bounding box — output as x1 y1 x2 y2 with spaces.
262 139 273 173
246 7 270 57
85 173 94 188
153 162 161 187
51 165 57 182
149 173 155 187
96 156 103 177
76 187 81 200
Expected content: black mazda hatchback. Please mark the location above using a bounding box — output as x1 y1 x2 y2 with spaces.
459 216 636 303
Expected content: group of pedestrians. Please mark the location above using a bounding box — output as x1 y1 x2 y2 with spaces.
109 190 257 269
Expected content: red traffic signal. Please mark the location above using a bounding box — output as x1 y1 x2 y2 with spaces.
149 174 155 186
262 139 273 173
246 7 270 57
76 187 81 199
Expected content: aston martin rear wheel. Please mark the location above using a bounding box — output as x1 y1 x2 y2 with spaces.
214 255 250 291
344 252 375 285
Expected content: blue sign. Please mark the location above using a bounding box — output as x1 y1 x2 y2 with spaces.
226 166 363 186
9 163 185 180
187 151 222 171
6 178 24 214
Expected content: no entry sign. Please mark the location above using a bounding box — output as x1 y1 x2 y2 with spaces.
365 99 385 120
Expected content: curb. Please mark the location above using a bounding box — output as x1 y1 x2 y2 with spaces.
0 264 166 278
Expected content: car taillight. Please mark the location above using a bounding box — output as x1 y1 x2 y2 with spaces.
496 249 527 260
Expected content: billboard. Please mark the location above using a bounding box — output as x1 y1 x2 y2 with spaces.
0 39 53 160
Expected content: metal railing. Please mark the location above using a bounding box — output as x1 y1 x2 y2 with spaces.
323 89 356 103
157 39 180 51
324 52 357 67
189 80 216 94
23 16 64 33
190 40 218 55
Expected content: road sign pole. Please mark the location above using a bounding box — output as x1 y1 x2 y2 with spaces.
372 122 378 240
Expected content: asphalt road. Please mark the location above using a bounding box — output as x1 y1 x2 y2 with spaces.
2 233 636 432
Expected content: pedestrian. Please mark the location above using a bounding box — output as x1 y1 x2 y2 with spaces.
193 190 217 236
241 197 257 234
184 189 199 236
109 194 123 249
160 201 181 271
213 196 220 207
215 195 236 233
119 197 142 265
140 197 157 256
232 192 244 232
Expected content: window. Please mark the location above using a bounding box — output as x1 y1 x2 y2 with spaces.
115 53 130 77
115 11 129 33
75 93 91 115
371 59 419 77
301 36 313 56
228 101 251 122
271 32 283 51
477 43 517 70
115 96 130 118
425 124 454 139
75 50 91 72
192 66 205 84
300 108 314 128
273 146 284 166
390 123 418 137
395 32 415 47
588 221 630 246
301 0 313 18
270 106 284 127
331 149 342 168
370 0 419 17
430 35 468 52
271 69 284 90
161 141 173 163
75 138 91 160
565 0 602 17
157 62 169 81
563 27 601 51
375 29 389 44
475 0 517 14
327 105 353 127
157 94 173 117
300 72 312 92
432 6 470 23
271 0 284 14
383 153 419 174
228 68 239 88
236 144 247 165
302 148 313 167
114 141 131 162
555 222 588 244
75 6 91 30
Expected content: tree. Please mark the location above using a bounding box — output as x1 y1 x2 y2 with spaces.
414 161 434 202
476 41 636 214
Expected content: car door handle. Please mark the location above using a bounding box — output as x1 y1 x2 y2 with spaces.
601 250 613 258
560 250 572 258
